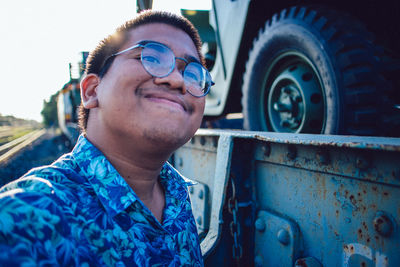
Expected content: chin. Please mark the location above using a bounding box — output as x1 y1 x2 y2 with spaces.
142 127 194 151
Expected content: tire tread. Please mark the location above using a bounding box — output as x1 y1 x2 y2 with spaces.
242 5 392 135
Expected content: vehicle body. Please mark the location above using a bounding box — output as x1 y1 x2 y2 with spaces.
57 52 88 142
172 129 400 266
182 0 400 136
57 80 81 141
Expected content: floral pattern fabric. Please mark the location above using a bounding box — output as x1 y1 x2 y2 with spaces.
0 135 203 266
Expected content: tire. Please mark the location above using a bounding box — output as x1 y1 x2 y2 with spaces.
242 6 389 135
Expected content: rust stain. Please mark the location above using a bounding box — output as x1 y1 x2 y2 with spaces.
362 222 368 231
383 256 388 266
361 206 367 214
295 258 307 267
349 195 357 205
334 231 339 237
343 244 355 254
358 228 363 239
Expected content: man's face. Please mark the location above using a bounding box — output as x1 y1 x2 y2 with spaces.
94 23 205 150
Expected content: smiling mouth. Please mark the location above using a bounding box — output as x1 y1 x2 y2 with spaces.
144 95 187 112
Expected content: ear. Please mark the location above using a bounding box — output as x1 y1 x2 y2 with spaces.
80 74 100 109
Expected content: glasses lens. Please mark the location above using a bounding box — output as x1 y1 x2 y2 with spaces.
141 43 175 77
184 62 212 97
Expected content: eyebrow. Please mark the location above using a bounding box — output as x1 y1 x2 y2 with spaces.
185 55 201 65
137 40 202 64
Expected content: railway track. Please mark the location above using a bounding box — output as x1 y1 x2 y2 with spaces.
0 129 46 164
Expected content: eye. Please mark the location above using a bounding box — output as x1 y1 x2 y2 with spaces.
184 70 200 83
142 55 160 65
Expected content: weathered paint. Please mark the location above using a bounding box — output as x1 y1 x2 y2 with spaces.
172 130 400 266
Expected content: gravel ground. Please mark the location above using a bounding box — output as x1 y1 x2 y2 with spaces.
0 129 73 187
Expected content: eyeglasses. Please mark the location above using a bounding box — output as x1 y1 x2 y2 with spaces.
100 41 214 97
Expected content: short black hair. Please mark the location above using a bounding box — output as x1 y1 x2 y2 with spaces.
78 10 204 133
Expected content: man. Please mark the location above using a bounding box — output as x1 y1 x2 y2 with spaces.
0 10 212 266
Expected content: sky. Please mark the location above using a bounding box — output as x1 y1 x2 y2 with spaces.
0 0 211 122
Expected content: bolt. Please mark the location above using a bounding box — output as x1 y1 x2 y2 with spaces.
255 218 265 232
277 228 290 245
212 137 218 148
287 145 297 160
373 212 394 237
274 96 294 112
198 189 204 199
274 102 289 112
200 137 206 146
317 150 330 165
356 156 370 170
262 144 271 157
196 216 202 225
178 157 183 167
254 255 263 267
189 186 194 194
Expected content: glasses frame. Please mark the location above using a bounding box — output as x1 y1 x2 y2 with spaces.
99 41 214 97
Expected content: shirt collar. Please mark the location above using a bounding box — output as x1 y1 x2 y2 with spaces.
71 135 138 218
71 135 196 219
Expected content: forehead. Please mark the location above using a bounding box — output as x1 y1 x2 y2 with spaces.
124 23 199 60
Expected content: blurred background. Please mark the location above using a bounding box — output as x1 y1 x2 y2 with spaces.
0 0 210 123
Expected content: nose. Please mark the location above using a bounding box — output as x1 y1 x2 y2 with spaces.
153 66 187 94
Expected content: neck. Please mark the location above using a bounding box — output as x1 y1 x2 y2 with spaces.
85 126 170 222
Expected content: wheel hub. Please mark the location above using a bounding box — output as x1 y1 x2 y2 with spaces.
267 60 324 133
272 85 303 129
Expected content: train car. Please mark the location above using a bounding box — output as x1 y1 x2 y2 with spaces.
57 52 88 142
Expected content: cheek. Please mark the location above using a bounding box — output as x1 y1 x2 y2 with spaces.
196 99 206 117
191 99 206 128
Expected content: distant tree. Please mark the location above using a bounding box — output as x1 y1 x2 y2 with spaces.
41 92 59 127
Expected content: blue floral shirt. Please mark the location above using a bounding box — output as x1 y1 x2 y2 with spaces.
0 135 203 266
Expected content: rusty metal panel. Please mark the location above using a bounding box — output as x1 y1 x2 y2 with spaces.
172 129 400 266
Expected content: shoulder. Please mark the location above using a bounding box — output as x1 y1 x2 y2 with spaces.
0 176 70 227
0 176 73 262
0 156 84 236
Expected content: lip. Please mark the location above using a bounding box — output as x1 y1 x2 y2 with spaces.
144 92 188 112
